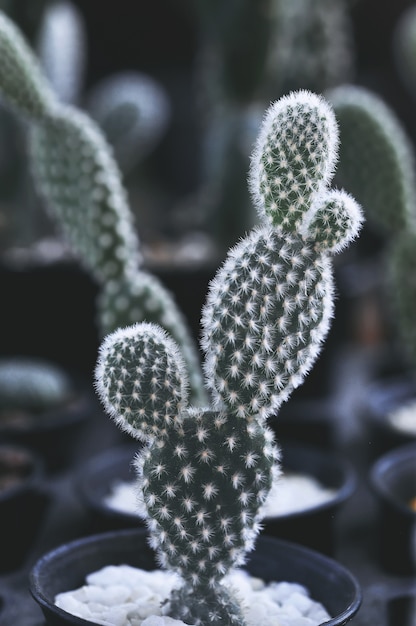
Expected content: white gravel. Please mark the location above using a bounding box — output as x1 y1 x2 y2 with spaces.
103 473 336 520
388 400 416 435
55 565 332 626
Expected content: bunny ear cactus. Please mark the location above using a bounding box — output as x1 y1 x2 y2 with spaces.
95 90 363 626
327 84 416 365
0 9 206 406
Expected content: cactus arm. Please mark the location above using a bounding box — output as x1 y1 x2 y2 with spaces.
94 322 189 442
97 270 206 407
0 10 57 120
248 90 339 229
327 84 416 367
305 189 365 254
29 105 141 284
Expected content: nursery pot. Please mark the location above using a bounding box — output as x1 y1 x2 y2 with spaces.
73 443 143 533
262 441 357 556
369 441 416 575
0 381 95 473
29 527 362 626
362 374 416 461
0 442 50 573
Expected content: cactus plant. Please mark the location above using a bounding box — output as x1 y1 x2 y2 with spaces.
95 89 363 625
0 9 206 405
328 84 416 365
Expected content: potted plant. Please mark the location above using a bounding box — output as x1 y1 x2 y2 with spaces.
30 88 363 625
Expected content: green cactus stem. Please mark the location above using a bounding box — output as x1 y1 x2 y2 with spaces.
95 89 362 625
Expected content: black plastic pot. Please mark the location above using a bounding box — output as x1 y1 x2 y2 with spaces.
362 375 416 461
0 442 50 573
74 443 142 533
0 381 95 473
262 442 357 556
369 441 416 575
29 527 362 626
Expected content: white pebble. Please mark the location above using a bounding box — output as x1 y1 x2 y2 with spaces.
54 566 331 626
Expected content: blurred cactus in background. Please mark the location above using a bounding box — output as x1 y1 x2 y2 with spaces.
0 1 171 262
0 9 206 404
328 84 416 365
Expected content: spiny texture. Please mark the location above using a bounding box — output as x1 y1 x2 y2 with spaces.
328 84 416 365
202 91 363 421
95 90 362 626
0 10 206 406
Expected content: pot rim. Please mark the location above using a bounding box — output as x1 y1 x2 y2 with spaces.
369 441 416 517
29 527 362 626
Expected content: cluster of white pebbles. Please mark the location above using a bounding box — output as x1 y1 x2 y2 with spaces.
388 401 416 435
55 564 332 626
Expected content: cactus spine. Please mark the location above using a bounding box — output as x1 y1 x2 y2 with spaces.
95 90 363 625
0 10 206 405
